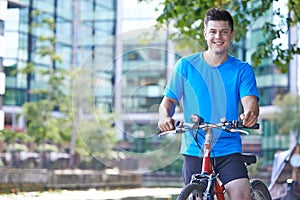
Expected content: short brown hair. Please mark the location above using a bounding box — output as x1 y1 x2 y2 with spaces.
204 7 234 31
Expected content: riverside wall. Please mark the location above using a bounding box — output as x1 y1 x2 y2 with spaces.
0 169 143 193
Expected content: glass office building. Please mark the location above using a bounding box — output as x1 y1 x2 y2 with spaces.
2 0 299 163
117 0 168 140
1 0 25 130
3 0 116 128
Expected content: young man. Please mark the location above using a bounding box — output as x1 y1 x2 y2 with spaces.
158 7 259 200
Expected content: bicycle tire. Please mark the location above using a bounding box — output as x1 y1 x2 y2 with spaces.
177 182 213 200
250 179 272 200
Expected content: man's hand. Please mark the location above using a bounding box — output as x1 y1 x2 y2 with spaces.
158 97 178 132
240 111 258 127
240 96 259 127
158 116 175 132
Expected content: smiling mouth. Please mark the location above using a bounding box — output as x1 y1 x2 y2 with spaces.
213 42 224 45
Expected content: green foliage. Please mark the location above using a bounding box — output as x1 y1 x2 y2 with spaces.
37 143 59 153
148 134 182 172
151 0 300 71
19 10 72 146
79 107 118 159
71 64 119 161
7 143 28 152
158 155 183 174
287 0 300 26
12 62 35 75
0 129 32 144
156 0 222 47
271 94 300 137
22 100 71 143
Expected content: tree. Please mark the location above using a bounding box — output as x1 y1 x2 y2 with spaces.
271 93 300 143
78 107 117 160
72 66 118 169
20 10 119 169
17 10 73 168
148 0 300 72
22 10 71 145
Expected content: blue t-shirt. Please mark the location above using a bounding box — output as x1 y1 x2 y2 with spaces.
164 52 259 157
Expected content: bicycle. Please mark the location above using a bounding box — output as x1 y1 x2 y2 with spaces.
159 114 272 200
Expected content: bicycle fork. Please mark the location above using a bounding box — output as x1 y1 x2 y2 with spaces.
203 174 217 200
190 173 216 200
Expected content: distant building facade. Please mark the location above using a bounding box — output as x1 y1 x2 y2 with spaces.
2 0 299 164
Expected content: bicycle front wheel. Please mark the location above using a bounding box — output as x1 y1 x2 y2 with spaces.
250 179 272 200
177 182 211 200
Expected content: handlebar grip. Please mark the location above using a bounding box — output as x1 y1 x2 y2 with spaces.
237 122 260 129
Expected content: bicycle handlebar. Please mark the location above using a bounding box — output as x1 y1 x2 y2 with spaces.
158 114 259 137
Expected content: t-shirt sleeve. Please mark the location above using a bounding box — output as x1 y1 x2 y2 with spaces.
164 59 185 101
239 64 260 101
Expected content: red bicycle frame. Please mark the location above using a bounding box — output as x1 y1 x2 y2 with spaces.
202 127 225 200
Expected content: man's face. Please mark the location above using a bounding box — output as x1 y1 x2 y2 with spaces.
204 20 235 54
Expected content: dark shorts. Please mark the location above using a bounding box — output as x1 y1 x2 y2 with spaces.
182 153 249 185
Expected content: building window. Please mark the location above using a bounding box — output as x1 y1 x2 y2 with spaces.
0 58 3 70
0 20 4 36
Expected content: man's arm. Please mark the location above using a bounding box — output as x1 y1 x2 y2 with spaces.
158 96 178 132
240 96 259 127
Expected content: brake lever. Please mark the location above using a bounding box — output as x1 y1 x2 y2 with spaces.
158 127 186 137
227 129 249 135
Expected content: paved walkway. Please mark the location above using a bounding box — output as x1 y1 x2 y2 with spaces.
0 188 182 200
